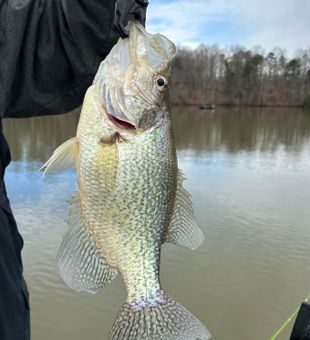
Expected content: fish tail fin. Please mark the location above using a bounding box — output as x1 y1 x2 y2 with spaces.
109 290 211 340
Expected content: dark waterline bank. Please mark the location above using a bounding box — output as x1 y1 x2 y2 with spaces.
172 102 306 109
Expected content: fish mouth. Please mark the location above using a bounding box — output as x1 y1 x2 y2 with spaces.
108 113 136 130
103 88 137 130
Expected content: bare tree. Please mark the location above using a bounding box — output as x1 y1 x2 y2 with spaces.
170 45 310 107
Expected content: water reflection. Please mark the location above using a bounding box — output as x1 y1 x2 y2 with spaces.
3 106 310 161
2 107 310 340
171 106 310 154
3 109 80 162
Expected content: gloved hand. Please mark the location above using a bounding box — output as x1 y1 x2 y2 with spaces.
114 0 149 38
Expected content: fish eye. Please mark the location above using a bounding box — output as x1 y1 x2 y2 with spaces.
156 76 168 91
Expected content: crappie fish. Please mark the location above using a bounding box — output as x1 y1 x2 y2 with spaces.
42 22 210 340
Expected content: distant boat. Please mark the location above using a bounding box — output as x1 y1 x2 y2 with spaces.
199 104 215 110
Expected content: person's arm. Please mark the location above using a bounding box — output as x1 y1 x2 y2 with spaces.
0 0 147 119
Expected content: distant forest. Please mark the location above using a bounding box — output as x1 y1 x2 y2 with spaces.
170 45 310 107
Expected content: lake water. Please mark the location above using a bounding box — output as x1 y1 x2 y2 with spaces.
3 106 310 340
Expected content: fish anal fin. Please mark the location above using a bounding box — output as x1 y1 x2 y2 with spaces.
166 170 204 250
57 192 118 293
40 137 79 175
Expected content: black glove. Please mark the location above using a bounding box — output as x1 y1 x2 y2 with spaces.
114 0 149 38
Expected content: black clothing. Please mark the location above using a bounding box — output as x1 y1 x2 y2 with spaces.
0 1 121 339
114 0 148 38
0 129 30 340
0 0 119 118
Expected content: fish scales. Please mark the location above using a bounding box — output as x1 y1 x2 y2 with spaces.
42 21 210 340
79 103 177 303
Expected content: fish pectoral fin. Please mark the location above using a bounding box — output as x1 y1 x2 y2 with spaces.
57 192 118 293
166 169 204 250
40 137 79 175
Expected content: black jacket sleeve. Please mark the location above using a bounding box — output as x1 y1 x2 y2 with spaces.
0 0 119 118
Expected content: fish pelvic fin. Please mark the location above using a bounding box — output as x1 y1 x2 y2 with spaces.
57 192 118 293
166 170 204 250
109 290 211 340
40 137 79 175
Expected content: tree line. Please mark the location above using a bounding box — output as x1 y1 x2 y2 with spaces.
170 45 310 107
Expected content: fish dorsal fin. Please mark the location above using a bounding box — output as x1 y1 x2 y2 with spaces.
166 170 204 250
40 137 79 175
57 192 118 293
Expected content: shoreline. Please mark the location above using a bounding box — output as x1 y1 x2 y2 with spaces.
172 102 306 109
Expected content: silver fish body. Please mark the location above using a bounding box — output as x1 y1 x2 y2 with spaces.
78 89 176 304
43 22 210 339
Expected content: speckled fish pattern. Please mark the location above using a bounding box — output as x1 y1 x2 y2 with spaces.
42 22 210 340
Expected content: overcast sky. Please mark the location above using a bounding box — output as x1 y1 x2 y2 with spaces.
147 0 310 55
